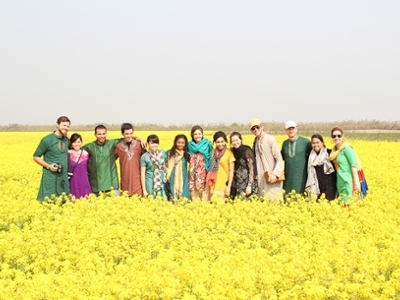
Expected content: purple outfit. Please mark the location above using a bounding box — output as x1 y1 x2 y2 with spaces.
68 149 92 198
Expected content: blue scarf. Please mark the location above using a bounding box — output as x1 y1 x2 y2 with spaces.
187 138 213 170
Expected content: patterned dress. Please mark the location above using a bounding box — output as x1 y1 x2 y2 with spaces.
232 146 259 199
140 150 167 197
165 150 190 199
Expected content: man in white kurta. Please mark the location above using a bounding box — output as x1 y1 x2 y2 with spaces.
250 118 284 201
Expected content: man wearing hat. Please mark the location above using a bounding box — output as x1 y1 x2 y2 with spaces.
250 118 284 201
281 120 312 196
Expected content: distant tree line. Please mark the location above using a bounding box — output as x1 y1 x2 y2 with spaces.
1 120 399 133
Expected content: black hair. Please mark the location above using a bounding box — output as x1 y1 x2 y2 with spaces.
94 124 107 133
311 134 324 143
121 123 133 134
147 134 159 144
169 134 189 161
213 131 227 143
229 131 242 142
69 133 82 149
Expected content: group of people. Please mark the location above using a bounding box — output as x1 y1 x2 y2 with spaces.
33 116 366 203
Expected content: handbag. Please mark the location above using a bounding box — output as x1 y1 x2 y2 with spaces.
265 171 285 183
358 168 368 196
68 150 83 180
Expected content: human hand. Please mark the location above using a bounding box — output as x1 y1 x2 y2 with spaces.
268 174 277 184
225 187 230 197
245 185 252 196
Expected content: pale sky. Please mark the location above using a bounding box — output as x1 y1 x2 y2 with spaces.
1 0 399 126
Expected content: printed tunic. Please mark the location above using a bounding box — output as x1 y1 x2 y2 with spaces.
115 140 144 196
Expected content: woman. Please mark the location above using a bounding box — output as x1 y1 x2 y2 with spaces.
140 135 167 198
187 125 213 200
305 134 336 200
206 131 235 199
166 134 190 200
329 127 361 203
68 133 92 199
230 132 258 199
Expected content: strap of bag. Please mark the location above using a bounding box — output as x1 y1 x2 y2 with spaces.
69 150 83 173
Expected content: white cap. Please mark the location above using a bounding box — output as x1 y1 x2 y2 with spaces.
285 120 297 129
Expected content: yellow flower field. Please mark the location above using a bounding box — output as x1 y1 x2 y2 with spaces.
0 132 399 299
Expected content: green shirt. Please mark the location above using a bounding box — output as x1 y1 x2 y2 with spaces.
83 139 122 193
33 132 69 201
282 136 312 194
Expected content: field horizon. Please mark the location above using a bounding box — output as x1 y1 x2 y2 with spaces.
2 119 400 141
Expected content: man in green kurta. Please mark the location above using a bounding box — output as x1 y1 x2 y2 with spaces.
281 120 312 195
83 125 122 196
33 116 71 201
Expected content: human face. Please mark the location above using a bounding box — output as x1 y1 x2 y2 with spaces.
215 137 226 150
175 138 186 151
285 126 298 140
332 130 343 146
56 121 70 137
250 124 262 137
230 135 242 149
193 130 203 143
95 128 107 145
71 138 82 151
148 141 159 153
311 137 323 153
123 129 133 143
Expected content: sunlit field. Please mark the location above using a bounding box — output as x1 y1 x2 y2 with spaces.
1 131 400 299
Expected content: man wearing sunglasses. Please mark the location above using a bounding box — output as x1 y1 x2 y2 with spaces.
250 118 284 201
281 120 312 197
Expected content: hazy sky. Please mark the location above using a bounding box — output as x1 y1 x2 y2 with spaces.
1 0 399 126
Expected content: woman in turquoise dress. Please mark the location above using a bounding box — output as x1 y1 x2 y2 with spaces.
329 127 361 203
140 135 167 198
165 134 190 200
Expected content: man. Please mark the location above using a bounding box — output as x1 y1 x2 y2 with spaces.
83 124 122 196
115 123 145 196
250 118 284 201
281 120 312 195
33 116 71 201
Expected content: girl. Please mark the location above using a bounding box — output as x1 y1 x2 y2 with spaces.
305 134 336 200
140 135 167 197
206 131 235 199
68 133 92 199
166 134 190 200
187 125 213 200
230 132 258 199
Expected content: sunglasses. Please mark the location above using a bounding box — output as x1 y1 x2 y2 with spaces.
251 125 260 131
332 134 342 138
